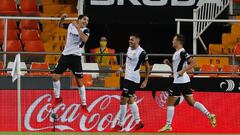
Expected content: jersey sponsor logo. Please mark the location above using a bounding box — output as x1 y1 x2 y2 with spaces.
70 32 79 37
220 79 235 92
74 72 83 75
90 0 222 7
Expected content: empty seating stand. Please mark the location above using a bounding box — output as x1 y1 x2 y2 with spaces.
0 0 19 15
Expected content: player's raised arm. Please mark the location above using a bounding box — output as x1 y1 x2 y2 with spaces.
58 13 68 28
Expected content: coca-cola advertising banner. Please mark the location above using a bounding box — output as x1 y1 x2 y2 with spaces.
0 90 240 133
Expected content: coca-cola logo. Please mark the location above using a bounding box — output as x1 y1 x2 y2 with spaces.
24 94 144 132
154 91 168 109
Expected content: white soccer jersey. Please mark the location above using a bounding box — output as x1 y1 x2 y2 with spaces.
62 23 90 56
172 48 191 84
124 46 148 83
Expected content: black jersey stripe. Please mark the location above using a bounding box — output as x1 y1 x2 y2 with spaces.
134 51 147 71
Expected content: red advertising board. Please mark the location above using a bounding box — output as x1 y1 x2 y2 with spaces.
0 90 240 133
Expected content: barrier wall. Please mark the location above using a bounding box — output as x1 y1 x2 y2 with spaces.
0 90 239 133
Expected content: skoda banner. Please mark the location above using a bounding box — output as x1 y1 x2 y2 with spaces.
85 0 223 24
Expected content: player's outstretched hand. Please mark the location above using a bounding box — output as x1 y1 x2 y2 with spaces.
60 13 68 19
140 80 148 88
163 59 170 64
115 68 122 77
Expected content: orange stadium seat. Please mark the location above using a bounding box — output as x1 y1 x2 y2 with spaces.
0 61 10 76
0 19 17 29
0 0 19 15
24 40 45 52
234 43 240 54
20 0 39 16
0 30 19 42
219 65 239 77
19 20 39 30
21 30 40 42
6 40 22 52
195 64 218 77
28 62 50 76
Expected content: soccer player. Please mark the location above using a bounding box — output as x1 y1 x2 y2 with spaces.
158 34 216 132
51 13 90 115
112 33 150 131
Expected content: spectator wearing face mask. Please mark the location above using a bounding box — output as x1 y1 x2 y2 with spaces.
90 36 118 65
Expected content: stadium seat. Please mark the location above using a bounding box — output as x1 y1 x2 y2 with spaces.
82 63 99 78
19 20 39 30
6 40 22 52
27 62 50 76
0 0 19 15
6 61 27 75
231 24 240 34
218 65 239 77
195 64 218 78
20 0 39 16
20 30 40 42
0 30 19 42
0 61 10 76
234 43 240 54
0 19 17 29
24 40 45 52
222 33 240 47
150 64 172 77
208 44 224 54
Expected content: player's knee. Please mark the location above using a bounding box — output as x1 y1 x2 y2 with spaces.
187 101 195 107
52 74 60 82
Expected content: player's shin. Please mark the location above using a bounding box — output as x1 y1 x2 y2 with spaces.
166 106 174 126
119 104 127 126
78 85 86 105
129 102 141 124
53 80 61 98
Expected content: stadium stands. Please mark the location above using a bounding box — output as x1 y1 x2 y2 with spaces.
0 0 19 15
6 40 22 52
0 19 17 29
195 64 219 78
19 20 39 30
27 62 50 76
218 65 239 77
20 30 40 42
20 0 39 16
24 40 45 52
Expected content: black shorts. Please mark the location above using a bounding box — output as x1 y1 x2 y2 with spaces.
168 82 192 97
121 79 139 98
53 55 83 78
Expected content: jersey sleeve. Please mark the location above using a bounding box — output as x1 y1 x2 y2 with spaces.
83 28 90 36
180 51 191 61
140 51 149 63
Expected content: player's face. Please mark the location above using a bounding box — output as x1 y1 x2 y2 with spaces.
129 36 139 48
79 16 89 27
172 36 179 48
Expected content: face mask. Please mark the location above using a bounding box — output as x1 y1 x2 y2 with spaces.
100 41 107 47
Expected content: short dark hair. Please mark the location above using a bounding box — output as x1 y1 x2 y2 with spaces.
130 33 141 40
78 14 88 20
175 34 185 45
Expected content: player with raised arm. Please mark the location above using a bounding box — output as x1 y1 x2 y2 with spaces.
51 13 90 115
158 34 216 132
